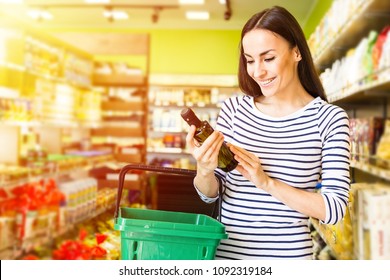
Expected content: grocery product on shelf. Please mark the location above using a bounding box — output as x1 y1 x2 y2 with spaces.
372 26 390 73
0 178 64 248
0 97 34 122
350 182 390 259
19 211 121 260
349 117 385 163
376 119 390 160
58 177 98 226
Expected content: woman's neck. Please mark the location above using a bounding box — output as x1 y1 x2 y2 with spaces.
254 88 314 118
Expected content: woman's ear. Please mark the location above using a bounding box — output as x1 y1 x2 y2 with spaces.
294 46 302 61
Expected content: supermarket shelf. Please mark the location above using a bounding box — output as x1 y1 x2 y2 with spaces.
114 153 143 163
328 67 390 104
101 100 145 111
149 128 184 133
310 218 354 260
149 103 220 109
147 147 189 154
0 203 115 260
93 73 146 87
0 119 103 129
351 160 390 181
1 60 92 89
313 0 390 70
0 157 116 189
91 126 144 137
0 120 145 129
0 61 25 72
25 68 91 88
97 178 142 190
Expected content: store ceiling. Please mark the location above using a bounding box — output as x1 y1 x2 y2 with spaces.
1 0 322 31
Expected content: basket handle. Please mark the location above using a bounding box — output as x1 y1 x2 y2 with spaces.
114 164 197 219
115 164 224 222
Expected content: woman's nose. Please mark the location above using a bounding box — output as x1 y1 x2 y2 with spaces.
253 62 266 78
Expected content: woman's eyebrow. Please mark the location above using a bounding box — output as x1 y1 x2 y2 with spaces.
244 49 276 58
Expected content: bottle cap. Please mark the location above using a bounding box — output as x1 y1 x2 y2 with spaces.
181 107 202 127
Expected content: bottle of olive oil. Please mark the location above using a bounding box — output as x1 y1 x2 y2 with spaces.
181 107 238 172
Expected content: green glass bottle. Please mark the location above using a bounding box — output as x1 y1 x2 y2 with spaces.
181 107 238 172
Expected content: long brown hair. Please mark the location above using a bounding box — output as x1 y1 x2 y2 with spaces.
238 6 327 101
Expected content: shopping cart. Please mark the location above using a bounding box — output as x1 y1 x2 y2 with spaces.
114 164 228 260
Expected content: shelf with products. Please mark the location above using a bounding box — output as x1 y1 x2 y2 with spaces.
310 0 390 260
351 158 390 181
91 58 150 208
91 86 147 165
309 0 390 71
310 218 354 260
147 79 241 168
92 55 148 88
17 210 121 260
0 183 118 260
0 12 106 172
0 15 150 259
90 33 150 167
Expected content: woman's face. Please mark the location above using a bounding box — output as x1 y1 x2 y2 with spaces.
242 29 301 98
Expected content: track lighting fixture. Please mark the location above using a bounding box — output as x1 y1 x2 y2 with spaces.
23 2 178 24
103 7 128 22
224 0 231 21
19 1 234 24
152 7 162 24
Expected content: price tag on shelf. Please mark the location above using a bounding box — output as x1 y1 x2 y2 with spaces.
106 173 139 181
121 147 138 154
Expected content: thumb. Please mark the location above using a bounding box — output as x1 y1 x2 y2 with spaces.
185 125 198 149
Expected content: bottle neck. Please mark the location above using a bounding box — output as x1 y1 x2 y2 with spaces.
181 108 202 127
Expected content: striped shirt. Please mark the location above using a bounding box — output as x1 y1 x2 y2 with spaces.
196 95 350 260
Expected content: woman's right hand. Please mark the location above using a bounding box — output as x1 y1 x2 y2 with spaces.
185 125 225 176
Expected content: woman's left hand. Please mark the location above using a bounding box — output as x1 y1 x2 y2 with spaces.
229 144 271 190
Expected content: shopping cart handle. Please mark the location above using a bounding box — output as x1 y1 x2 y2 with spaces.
114 164 197 219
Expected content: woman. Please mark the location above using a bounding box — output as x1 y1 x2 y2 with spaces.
186 6 350 259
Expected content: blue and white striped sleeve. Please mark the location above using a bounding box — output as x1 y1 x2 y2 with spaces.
318 105 351 225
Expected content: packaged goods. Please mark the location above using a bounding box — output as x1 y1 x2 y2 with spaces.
349 118 385 162
372 26 390 72
376 119 390 160
362 30 378 81
351 183 390 259
379 29 390 71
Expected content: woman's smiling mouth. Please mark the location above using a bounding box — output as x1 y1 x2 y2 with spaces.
259 77 276 87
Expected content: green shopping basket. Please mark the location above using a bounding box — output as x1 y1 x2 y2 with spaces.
114 164 228 260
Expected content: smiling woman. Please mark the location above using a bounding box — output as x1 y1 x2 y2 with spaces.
242 28 314 118
185 5 351 260
238 6 326 103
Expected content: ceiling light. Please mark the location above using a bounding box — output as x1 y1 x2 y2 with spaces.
0 0 24 3
103 10 129 21
179 0 204 4
27 9 53 21
219 0 226 4
84 0 110 3
185 11 209 20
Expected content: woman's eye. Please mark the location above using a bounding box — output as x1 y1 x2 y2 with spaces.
246 60 254 64
264 57 275 62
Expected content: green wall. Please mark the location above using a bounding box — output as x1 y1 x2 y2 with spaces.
302 0 333 38
149 29 241 75
83 29 241 75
